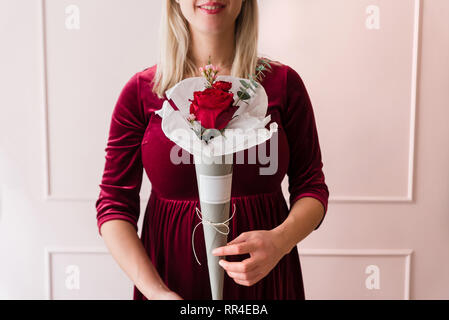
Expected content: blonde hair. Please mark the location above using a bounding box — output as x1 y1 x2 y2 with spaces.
152 0 260 98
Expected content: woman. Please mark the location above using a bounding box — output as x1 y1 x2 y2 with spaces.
95 0 329 300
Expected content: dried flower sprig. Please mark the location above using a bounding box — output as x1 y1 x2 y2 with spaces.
199 56 219 88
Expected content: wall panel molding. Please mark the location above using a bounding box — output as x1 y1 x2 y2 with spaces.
44 246 108 300
298 248 413 299
330 0 421 203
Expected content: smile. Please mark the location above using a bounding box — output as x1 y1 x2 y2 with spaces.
197 2 226 14
200 5 223 10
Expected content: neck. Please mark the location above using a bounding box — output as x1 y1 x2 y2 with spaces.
189 27 236 74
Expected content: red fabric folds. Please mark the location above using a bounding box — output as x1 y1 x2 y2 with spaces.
134 188 305 300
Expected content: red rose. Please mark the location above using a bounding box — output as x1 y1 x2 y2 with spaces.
212 81 232 92
189 85 237 130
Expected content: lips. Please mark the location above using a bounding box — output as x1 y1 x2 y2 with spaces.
197 1 226 14
197 1 225 8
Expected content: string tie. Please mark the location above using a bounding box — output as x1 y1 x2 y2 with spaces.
192 203 236 265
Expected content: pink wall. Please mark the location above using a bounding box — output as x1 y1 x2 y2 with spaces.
259 0 449 299
0 0 448 299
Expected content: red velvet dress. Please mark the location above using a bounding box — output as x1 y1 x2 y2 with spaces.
95 62 329 300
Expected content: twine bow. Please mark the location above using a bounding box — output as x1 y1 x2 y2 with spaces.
192 203 237 265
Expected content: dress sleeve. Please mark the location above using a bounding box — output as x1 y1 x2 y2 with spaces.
283 66 330 230
95 72 146 236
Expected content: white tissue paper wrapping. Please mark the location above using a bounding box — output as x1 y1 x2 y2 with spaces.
154 75 278 158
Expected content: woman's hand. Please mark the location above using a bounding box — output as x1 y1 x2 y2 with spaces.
211 229 290 287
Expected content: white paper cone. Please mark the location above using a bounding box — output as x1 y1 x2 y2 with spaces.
194 153 233 300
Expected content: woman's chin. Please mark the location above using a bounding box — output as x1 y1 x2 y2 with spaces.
194 23 231 36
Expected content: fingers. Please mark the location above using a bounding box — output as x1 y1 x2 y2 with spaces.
234 278 253 286
227 232 250 245
221 259 263 286
218 257 258 273
228 270 264 287
212 241 257 256
227 269 261 282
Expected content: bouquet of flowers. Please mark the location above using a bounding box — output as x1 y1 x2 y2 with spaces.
155 59 277 300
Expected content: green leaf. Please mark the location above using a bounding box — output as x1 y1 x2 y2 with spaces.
238 91 251 100
248 83 257 93
239 86 246 92
251 79 259 88
240 80 250 88
262 60 272 69
264 62 272 70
